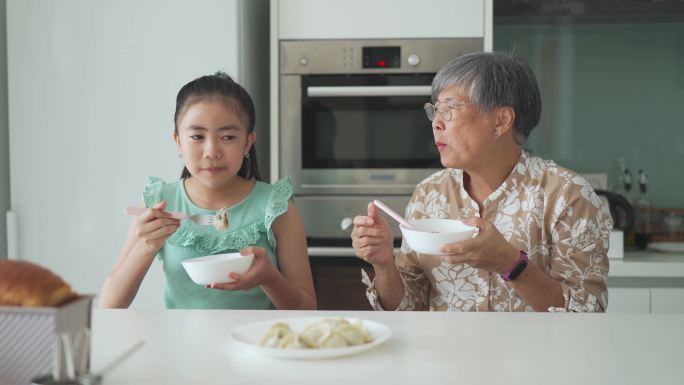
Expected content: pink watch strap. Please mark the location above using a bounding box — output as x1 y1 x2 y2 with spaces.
502 251 529 281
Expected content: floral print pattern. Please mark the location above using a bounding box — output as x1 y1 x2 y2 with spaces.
363 152 611 312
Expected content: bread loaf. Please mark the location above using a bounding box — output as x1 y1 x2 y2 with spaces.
0 260 78 307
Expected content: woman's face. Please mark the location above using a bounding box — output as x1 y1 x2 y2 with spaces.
174 99 255 189
432 86 498 170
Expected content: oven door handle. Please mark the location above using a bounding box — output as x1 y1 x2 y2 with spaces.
307 85 431 97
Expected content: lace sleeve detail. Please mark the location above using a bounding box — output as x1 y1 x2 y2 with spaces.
264 177 294 248
167 221 264 256
142 176 165 208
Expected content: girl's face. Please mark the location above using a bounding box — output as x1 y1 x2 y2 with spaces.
431 86 498 171
174 99 255 189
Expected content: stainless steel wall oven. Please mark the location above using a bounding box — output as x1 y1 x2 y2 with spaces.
279 38 482 247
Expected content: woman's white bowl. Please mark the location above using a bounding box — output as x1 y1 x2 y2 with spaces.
181 252 254 285
400 219 478 256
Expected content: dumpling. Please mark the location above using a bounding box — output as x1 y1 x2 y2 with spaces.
276 332 308 349
301 319 373 348
348 318 373 344
299 319 335 346
260 318 373 349
335 323 369 346
317 330 350 348
259 322 294 348
213 208 229 231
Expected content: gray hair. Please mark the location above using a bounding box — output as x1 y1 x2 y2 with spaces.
431 51 541 145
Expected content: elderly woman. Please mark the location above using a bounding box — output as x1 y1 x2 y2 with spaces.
351 52 612 312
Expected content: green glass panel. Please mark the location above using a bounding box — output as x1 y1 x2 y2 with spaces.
494 22 684 208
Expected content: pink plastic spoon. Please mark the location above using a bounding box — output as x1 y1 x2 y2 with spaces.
373 200 417 230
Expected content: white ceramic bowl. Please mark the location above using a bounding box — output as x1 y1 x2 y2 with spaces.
181 252 254 285
400 219 478 255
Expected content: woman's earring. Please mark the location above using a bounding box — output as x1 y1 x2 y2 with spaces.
244 153 249 159
178 153 183 159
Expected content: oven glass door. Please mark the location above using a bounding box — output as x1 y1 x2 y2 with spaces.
301 74 440 169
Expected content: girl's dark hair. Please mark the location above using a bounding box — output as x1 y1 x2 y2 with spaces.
174 72 261 181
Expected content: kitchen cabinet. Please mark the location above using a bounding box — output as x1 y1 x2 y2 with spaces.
607 288 684 314
310 256 372 311
607 288 651 313
651 288 684 314
276 0 488 41
607 251 684 313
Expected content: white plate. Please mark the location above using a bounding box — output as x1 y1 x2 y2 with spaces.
647 242 684 253
229 317 391 359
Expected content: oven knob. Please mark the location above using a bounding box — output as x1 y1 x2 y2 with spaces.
340 217 353 232
407 54 420 67
299 56 310 67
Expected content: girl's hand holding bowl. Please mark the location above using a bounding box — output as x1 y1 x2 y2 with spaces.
200 247 277 291
182 251 255 286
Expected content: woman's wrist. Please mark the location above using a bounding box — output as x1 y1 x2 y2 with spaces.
373 260 398 276
497 245 522 275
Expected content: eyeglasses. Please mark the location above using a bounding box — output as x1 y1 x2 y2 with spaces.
423 101 467 122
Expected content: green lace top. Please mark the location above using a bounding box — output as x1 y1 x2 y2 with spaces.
142 176 293 309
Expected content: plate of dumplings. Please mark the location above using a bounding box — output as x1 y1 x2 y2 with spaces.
229 317 391 359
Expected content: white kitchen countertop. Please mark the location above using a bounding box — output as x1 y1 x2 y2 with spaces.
609 251 684 278
91 309 684 385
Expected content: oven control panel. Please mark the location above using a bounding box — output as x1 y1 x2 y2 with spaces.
280 38 483 75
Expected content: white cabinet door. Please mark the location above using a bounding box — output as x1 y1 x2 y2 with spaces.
278 0 485 39
651 288 684 313
608 288 651 313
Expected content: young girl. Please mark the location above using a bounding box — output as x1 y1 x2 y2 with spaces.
100 73 316 310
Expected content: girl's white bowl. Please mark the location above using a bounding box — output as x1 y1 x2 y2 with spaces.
400 219 478 256
181 252 254 285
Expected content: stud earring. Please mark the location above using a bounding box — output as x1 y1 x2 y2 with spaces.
178 153 183 159
244 153 249 159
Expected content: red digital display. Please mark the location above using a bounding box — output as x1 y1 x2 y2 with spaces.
363 46 400 68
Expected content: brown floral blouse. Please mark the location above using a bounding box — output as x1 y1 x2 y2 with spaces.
363 152 612 312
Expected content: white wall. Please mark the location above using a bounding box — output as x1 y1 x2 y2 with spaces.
0 0 9 260
6 0 268 309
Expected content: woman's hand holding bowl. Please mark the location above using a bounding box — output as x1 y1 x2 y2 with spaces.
439 217 518 274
